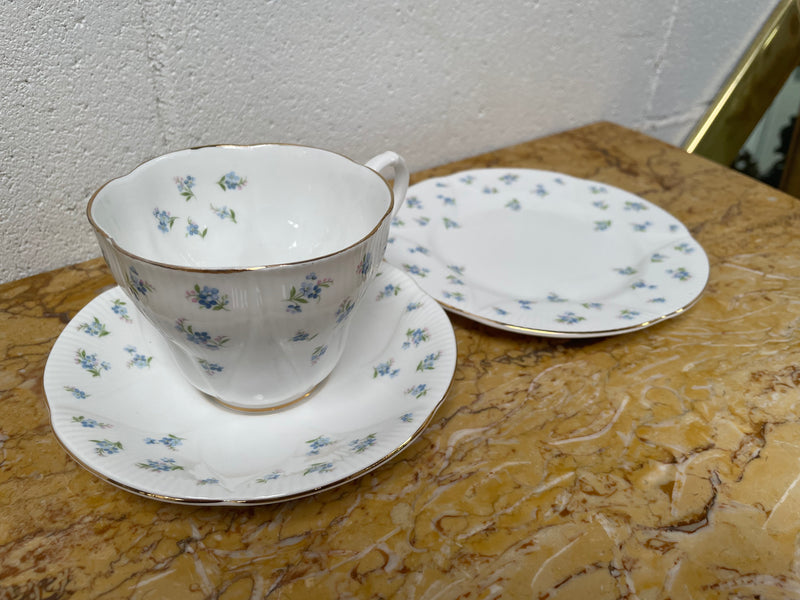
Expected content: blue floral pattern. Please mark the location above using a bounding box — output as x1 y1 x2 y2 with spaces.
402 327 430 349
78 317 110 337
185 218 207 238
111 299 132 322
174 318 229 350
198 359 224 375
92 439 123 456
186 285 230 311
217 171 247 191
126 266 154 300
373 359 400 378
137 458 183 472
175 175 197 201
311 345 328 365
72 415 111 428
285 273 333 313
210 205 237 223
145 434 184 451
153 208 178 233
124 345 152 369
357 252 373 279
64 386 89 399
75 349 110 377
376 283 401 300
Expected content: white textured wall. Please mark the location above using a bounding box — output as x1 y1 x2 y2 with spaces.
0 0 780 284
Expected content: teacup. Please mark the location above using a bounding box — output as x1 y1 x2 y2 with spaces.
88 144 408 412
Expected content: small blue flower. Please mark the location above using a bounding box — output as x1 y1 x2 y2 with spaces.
92 439 123 456
64 386 89 399
186 219 207 238
667 267 691 281
350 434 377 453
442 290 465 302
402 327 430 349
518 300 534 310
403 264 430 278
416 352 440 372
211 205 237 223
137 458 183 472
75 349 110 377
447 265 465 276
406 197 423 209
373 359 400 378
619 309 641 320
556 312 586 325
218 171 247 191
304 462 334 475
311 345 328 364
357 252 373 278
306 435 333 455
144 434 184 451
335 298 355 324
405 384 428 399
290 330 316 342
198 359 224 375
72 415 110 428
77 317 110 337
594 220 612 231
443 217 460 229
499 174 519 185
111 299 131 321
153 208 177 233
187 285 229 310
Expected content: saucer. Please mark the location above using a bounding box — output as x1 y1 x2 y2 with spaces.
43 264 456 505
385 168 710 337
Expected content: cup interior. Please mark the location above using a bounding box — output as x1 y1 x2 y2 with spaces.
89 145 393 269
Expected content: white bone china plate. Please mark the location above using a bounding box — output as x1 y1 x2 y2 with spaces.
385 168 709 337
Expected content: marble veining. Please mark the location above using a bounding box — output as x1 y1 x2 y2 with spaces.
4 122 800 598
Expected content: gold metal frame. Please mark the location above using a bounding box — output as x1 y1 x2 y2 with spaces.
683 0 800 166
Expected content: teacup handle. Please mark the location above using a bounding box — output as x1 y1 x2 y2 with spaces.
366 151 409 218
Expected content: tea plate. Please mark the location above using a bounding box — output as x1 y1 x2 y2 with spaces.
385 168 710 337
43 264 456 505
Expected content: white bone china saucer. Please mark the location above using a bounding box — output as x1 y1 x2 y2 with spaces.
43 264 456 505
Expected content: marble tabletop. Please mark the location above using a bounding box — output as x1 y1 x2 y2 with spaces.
4 121 800 598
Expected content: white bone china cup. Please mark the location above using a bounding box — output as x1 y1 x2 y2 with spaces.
88 144 409 412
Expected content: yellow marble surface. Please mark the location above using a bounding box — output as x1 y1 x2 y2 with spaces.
4 122 800 598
